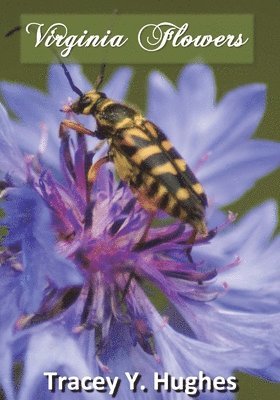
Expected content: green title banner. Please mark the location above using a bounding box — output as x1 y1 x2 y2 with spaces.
21 14 254 64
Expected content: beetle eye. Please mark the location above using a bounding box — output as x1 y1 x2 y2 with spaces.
80 96 92 107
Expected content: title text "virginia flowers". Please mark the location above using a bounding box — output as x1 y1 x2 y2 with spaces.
25 22 249 57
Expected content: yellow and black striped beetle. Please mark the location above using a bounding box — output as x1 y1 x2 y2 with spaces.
60 66 208 254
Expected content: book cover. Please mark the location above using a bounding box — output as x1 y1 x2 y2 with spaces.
0 1 279 399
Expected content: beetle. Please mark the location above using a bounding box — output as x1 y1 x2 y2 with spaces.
60 65 208 254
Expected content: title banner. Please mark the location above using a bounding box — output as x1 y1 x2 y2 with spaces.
21 14 254 64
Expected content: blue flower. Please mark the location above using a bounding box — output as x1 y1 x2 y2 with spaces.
0 64 279 400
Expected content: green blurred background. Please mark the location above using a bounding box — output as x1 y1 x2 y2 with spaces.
0 0 279 398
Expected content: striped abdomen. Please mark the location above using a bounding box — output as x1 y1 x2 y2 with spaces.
111 120 208 235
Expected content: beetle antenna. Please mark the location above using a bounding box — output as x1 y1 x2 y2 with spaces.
50 48 83 97
94 64 106 91
60 62 83 97
93 9 118 92
5 25 83 98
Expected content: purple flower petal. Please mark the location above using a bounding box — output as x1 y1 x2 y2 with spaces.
98 320 161 399
0 265 22 400
1 187 83 313
0 82 51 124
21 235 83 313
147 70 179 136
215 201 278 255
255 360 280 382
207 84 266 155
103 67 133 101
176 64 216 151
18 326 99 400
200 140 280 205
210 202 280 312
1 188 48 245
0 104 25 181
148 302 273 378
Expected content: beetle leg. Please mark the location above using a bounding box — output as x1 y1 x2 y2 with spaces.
121 210 155 301
59 119 97 138
138 211 156 244
129 185 157 244
87 156 109 184
185 229 197 263
120 211 155 300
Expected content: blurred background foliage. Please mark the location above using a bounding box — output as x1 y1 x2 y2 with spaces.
0 0 279 399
